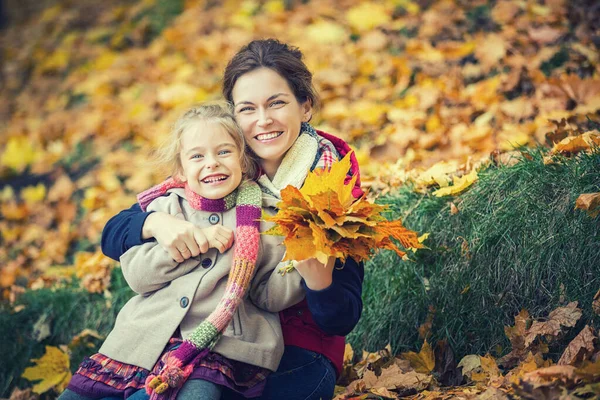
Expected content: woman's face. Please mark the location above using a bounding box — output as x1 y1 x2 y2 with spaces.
231 68 312 178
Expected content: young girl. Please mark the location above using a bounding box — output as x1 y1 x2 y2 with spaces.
60 102 305 400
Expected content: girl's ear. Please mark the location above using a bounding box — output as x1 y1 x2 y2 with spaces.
301 100 313 123
175 167 187 182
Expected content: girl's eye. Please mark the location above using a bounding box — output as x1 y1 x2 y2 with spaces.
191 154 203 159
218 150 232 156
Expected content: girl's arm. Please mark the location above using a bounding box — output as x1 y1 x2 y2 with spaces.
301 257 364 336
118 193 210 294
101 203 207 263
120 241 201 295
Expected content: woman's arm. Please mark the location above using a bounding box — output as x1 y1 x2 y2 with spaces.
301 257 364 336
101 203 151 261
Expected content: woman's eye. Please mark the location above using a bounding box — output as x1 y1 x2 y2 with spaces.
270 100 286 107
238 106 253 113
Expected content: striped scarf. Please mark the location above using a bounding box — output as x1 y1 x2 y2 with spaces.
138 179 262 400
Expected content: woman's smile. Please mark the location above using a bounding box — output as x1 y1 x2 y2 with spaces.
254 131 283 142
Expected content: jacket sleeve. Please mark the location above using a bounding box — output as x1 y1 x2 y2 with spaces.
303 257 364 336
248 224 305 312
101 202 153 261
118 193 200 295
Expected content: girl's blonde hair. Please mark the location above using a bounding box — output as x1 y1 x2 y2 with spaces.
154 101 258 180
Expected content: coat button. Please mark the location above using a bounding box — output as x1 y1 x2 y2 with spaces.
208 213 220 225
180 297 189 308
201 258 212 268
296 310 303 316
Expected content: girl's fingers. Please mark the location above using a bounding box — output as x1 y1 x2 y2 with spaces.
193 229 210 254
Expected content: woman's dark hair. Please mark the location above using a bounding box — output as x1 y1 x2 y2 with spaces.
223 39 320 110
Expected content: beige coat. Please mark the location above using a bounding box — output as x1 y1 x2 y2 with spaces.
99 188 304 371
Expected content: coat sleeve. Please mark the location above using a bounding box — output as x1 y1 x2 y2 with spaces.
248 222 305 312
119 193 200 295
101 202 152 261
303 257 364 336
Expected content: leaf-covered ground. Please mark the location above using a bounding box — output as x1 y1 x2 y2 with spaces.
1 0 600 398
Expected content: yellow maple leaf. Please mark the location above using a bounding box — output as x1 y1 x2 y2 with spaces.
346 3 391 32
22 346 72 394
306 20 348 45
21 184 46 205
549 131 600 155
433 169 479 197
401 340 435 374
1 136 40 172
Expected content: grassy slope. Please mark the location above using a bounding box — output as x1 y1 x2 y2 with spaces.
2 151 599 396
349 150 600 358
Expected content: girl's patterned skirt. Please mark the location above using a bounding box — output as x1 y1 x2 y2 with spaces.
66 338 269 399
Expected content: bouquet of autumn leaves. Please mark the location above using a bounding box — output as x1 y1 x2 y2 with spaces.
264 152 423 269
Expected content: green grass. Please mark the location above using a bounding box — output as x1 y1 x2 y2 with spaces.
349 149 600 359
0 270 134 397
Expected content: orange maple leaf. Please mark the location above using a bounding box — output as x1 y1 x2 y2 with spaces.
264 152 423 264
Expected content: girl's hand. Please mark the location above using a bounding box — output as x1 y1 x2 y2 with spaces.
294 257 335 291
143 212 209 262
203 225 234 253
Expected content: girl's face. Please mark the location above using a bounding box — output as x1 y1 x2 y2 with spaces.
231 68 312 178
177 120 243 200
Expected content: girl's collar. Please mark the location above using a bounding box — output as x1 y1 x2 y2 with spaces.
184 184 238 211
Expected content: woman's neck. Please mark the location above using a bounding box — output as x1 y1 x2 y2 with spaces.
262 159 282 180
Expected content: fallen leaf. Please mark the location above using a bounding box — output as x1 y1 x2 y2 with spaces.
450 202 459 215
32 314 51 342
433 169 479 197
1 135 40 172
21 184 46 205
369 386 397 398
6 387 39 400
524 302 582 347
374 364 432 391
21 346 71 394
558 325 597 365
401 340 435 374
593 290 600 316
344 343 355 365
47 174 75 202
575 193 600 218
548 131 600 156
346 3 391 32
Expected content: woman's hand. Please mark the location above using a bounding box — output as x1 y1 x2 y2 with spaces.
203 225 234 253
294 257 335 291
142 212 209 262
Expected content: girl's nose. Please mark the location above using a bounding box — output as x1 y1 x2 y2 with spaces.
205 154 220 168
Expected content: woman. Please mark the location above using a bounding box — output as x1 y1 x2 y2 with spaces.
102 39 364 400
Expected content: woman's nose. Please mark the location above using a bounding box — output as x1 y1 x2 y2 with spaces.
257 109 273 127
